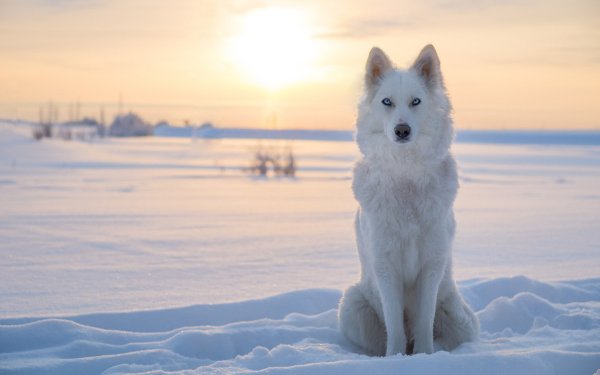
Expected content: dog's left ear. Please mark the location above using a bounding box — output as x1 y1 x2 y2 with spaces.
412 44 443 90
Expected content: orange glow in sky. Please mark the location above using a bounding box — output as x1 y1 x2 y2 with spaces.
0 0 598 130
228 7 322 90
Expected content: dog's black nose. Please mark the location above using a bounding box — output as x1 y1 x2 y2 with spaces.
394 123 411 140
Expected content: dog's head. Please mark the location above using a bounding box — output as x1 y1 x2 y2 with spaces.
356 45 453 161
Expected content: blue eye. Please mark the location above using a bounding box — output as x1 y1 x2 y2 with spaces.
381 98 392 106
411 97 421 106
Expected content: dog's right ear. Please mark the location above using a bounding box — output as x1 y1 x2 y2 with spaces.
365 47 392 89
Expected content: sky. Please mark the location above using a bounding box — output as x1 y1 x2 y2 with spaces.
0 0 599 130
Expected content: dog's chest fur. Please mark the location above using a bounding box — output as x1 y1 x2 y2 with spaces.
353 154 458 229
352 154 458 287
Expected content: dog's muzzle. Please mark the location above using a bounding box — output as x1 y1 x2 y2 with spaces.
394 123 411 142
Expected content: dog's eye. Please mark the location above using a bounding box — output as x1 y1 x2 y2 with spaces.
381 98 393 106
411 98 421 106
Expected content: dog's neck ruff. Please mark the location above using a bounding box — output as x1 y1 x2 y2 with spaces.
361 142 450 175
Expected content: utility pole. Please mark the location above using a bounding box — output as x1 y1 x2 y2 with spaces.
53 105 60 124
100 106 105 126
99 105 106 138
118 92 123 116
47 101 53 125
75 99 80 122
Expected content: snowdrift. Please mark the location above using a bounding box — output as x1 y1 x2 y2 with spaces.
1 277 599 375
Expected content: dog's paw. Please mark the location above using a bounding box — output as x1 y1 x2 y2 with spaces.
385 336 407 356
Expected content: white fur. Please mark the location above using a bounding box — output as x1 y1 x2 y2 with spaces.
339 45 479 356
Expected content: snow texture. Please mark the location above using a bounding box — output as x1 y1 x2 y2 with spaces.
1 278 599 374
1 121 599 374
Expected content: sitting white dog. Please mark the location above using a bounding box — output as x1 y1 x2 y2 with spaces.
338 45 479 356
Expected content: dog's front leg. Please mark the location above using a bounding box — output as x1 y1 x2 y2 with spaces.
412 260 445 354
373 259 406 356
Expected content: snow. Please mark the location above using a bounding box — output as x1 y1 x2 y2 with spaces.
0 121 599 374
154 122 600 145
156 123 354 142
1 278 599 374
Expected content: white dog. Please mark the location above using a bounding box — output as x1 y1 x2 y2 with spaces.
338 45 479 356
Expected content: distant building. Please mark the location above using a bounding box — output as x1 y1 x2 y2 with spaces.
109 112 152 137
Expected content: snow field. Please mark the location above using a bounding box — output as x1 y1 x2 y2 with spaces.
1 121 599 373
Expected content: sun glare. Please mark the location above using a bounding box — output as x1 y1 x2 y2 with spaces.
229 8 319 90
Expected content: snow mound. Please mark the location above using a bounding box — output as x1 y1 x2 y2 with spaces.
1 278 599 375
461 275 600 311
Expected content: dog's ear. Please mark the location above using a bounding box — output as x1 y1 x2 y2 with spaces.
412 44 443 90
365 47 392 89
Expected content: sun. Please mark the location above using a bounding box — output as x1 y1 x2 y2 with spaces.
228 7 319 90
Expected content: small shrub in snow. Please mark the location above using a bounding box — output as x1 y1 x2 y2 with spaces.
251 149 270 176
32 123 53 140
249 146 296 178
32 126 44 140
282 151 296 177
